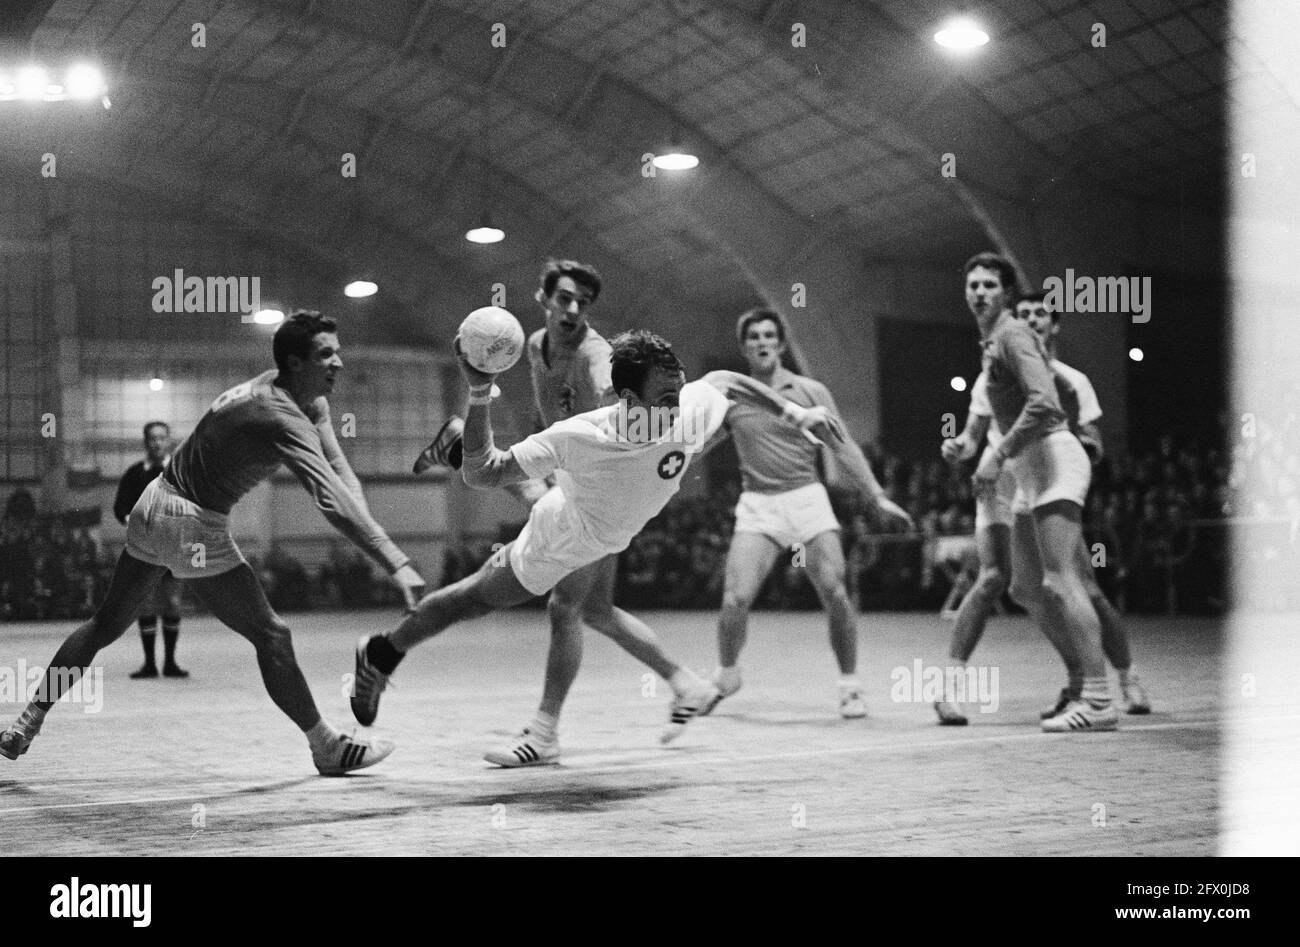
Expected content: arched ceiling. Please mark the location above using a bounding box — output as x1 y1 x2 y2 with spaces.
2 0 1227 334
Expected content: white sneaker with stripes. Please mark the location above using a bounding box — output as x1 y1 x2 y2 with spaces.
484 730 560 768
0 721 39 761
660 680 719 744
1040 699 1119 733
313 731 396 775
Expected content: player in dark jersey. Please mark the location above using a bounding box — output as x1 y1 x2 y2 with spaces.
113 420 187 679
965 255 1118 732
1 312 426 774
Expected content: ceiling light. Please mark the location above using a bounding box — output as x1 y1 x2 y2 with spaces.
149 377 164 392
344 280 378 298
465 226 504 244
934 18 989 50
252 309 285 325
653 151 699 171
66 64 105 99
16 66 47 100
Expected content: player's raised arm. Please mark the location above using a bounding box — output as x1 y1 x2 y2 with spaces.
700 369 846 444
456 343 538 490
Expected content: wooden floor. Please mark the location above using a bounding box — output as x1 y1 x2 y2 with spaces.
0 607 1227 856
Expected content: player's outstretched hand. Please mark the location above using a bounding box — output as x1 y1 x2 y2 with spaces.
391 564 426 613
873 495 914 531
798 404 846 443
453 335 496 389
941 436 973 464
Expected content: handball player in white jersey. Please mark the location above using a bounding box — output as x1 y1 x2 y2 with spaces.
964 256 1118 732
1 312 426 774
413 260 717 767
700 309 912 718
352 330 846 758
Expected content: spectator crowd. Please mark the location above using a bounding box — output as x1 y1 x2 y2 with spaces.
2 426 1260 621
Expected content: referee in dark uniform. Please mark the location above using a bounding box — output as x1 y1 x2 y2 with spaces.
113 421 188 678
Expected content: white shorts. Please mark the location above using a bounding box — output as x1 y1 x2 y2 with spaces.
974 446 1017 531
733 482 840 549
1008 429 1092 515
508 486 606 596
125 477 248 579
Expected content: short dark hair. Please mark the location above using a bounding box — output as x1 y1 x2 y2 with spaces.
273 310 337 373
539 259 602 302
963 252 1019 294
609 330 683 399
1016 290 1059 322
143 421 169 441
735 308 786 344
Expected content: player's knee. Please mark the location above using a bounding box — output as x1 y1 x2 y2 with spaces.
1008 576 1041 610
1039 572 1071 609
973 568 1006 602
814 577 852 609
721 586 758 613
254 618 294 654
546 591 583 625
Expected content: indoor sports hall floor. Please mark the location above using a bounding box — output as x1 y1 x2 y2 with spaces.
0 609 1230 856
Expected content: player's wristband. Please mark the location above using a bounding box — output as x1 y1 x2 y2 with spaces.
781 401 808 426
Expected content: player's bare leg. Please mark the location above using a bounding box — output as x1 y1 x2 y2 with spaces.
1036 501 1117 732
1008 512 1083 718
190 563 392 774
703 531 783 714
804 529 867 718
1076 538 1149 713
351 546 533 728
936 524 1009 725
2 551 164 759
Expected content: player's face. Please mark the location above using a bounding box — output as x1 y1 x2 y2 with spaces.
295 332 343 397
740 319 785 374
540 275 594 345
1016 300 1057 342
629 366 685 412
965 266 1007 319
144 426 169 463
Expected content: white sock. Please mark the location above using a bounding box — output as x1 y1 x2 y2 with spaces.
528 711 558 743
1081 676 1112 708
838 675 861 691
306 719 340 754
669 668 703 696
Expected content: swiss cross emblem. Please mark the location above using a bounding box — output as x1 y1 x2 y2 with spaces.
657 451 686 480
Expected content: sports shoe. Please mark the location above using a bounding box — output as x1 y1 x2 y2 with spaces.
1039 687 1073 720
0 722 41 761
839 683 868 719
934 700 968 726
484 730 560 768
162 663 189 679
1122 675 1151 715
313 730 395 776
1040 699 1119 733
661 680 720 744
351 636 393 727
697 667 741 716
413 416 464 473
130 664 158 679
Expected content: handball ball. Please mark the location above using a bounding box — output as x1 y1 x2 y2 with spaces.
458 306 525 374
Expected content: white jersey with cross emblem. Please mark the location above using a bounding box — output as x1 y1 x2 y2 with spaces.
509 379 730 562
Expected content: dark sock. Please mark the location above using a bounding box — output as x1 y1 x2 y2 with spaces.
162 619 181 665
366 636 405 675
138 618 157 666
